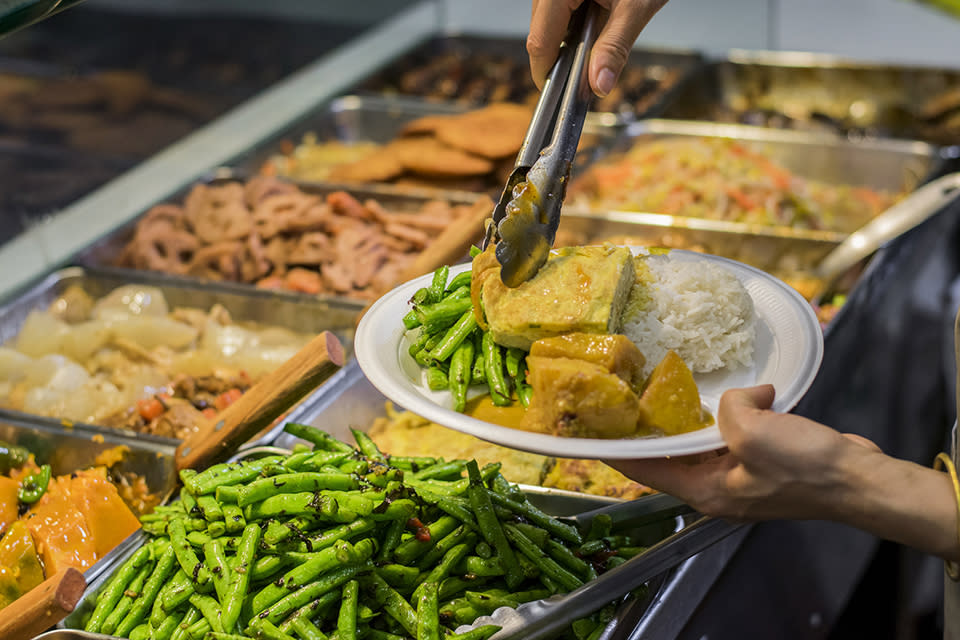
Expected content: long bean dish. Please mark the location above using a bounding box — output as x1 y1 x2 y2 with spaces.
79 423 662 639
568 137 901 233
0 284 312 439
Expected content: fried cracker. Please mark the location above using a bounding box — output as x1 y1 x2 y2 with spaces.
389 138 494 177
399 114 455 137
434 102 532 159
327 151 405 183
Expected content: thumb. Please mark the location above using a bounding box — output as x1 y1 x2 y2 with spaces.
588 0 667 97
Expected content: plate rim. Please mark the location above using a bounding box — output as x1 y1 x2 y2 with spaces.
356 248 823 459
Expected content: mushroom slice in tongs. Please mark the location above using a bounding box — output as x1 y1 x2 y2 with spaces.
483 2 601 287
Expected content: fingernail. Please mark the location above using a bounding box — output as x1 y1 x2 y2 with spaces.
596 67 616 97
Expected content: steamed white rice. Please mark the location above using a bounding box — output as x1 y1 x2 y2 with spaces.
622 254 755 376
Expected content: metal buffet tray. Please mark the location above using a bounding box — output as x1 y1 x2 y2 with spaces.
348 34 703 121
229 94 622 193
58 436 686 639
71 169 487 297
0 265 360 449
663 49 960 146
563 118 942 278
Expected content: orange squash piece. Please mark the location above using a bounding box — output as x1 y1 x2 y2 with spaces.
0 477 20 538
637 351 713 435
23 483 97 575
65 468 141 557
0 520 45 610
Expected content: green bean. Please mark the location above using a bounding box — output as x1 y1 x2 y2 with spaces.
428 310 477 362
415 581 441 640
403 309 423 330
196 495 224 521
291 616 329 640
512 522 549 547
504 347 524 379
277 591 340 635
161 570 195 612
546 538 598 581
258 561 373 625
517 382 533 408
245 491 378 522
376 564 421 592
253 539 374 613
303 517 377 553
222 503 246 533
350 428 386 462
184 617 211 639
370 498 417 522
448 338 475 413
376 518 406 563
169 606 200 640
188 456 287 495
129 623 150 640
416 525 476 571
85 544 152 632
283 423 354 454
189 592 224 633
413 460 466 481
503 525 583 592
585 514 612 542
115 543 178 637
418 297 473 335
362 572 418 637
238 472 360 507
466 461 522 589
445 270 472 293
393 515 459 565
487 490 581 545
248 618 297 640
216 484 241 504
471 351 486 384
426 366 448 391
427 265 449 303
414 543 471 601
206 634 251 640
299 450 352 472
481 333 511 406
151 606 186 640
203 541 230 601
336 579 360 640
251 555 289 581
462 556 504 577
168 518 211 586
101 562 150 635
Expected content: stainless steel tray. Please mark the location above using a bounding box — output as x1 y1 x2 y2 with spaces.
563 118 942 278
59 458 684 639
0 265 360 448
348 34 702 120
70 170 487 303
229 94 622 191
663 49 960 146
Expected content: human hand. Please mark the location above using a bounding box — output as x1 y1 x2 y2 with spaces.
528 0 669 98
609 385 883 522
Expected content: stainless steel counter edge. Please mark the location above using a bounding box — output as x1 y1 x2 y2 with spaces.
0 1 439 298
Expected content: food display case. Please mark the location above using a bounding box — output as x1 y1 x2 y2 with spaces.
2 1 960 639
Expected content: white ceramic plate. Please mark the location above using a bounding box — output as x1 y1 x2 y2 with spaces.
356 249 823 459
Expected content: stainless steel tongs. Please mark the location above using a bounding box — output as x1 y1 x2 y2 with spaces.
456 495 742 640
482 2 602 287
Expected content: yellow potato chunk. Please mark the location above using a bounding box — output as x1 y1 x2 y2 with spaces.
637 351 713 435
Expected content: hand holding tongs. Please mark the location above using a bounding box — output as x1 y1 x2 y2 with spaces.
482 2 602 286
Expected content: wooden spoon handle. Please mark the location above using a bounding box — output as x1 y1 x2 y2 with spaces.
0 567 86 640
175 330 345 471
395 197 491 284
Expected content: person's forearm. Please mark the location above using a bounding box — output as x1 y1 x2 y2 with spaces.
830 446 960 562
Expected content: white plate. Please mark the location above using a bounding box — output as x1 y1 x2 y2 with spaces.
356 249 823 459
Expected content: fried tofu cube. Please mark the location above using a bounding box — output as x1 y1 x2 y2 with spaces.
524 355 640 439
482 246 635 350
637 350 713 435
529 333 646 389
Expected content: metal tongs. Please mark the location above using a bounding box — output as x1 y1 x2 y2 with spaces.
482 2 602 286
456 494 742 640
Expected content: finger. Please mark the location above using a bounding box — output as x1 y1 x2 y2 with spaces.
842 433 882 453
716 384 776 448
607 454 727 502
528 0 585 89
588 0 667 97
